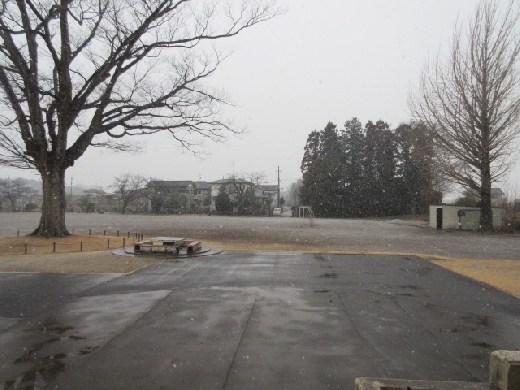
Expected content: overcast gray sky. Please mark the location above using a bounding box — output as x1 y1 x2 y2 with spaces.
1 0 518 197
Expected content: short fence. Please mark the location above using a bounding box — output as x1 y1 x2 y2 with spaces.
3 229 146 256
14 229 144 240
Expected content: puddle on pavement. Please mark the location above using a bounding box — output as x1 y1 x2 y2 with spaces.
8 355 68 388
472 341 495 349
39 325 74 334
399 285 420 290
318 272 338 278
314 254 329 262
3 320 100 390
6 342 100 389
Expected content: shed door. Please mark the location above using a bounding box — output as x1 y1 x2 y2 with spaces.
436 208 443 229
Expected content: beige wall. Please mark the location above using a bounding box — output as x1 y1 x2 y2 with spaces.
429 205 505 230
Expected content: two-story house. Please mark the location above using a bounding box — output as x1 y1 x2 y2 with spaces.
210 178 254 214
147 181 211 214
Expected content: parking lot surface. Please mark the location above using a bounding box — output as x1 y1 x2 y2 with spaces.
1 252 519 389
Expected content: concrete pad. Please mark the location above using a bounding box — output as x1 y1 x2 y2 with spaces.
0 253 519 389
49 287 382 390
0 291 170 388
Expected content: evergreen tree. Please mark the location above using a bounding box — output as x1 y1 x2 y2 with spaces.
341 118 366 217
364 120 398 216
301 122 344 217
395 122 440 214
300 118 438 218
215 186 232 215
300 131 321 173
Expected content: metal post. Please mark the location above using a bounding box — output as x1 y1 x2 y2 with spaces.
53 242 56 252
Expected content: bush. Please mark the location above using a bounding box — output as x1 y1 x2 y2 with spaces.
24 203 38 211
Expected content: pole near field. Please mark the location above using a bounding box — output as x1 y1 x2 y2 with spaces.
276 165 282 208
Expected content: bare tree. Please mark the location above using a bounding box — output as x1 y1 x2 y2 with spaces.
110 173 148 213
0 177 34 211
410 0 520 231
0 0 279 236
288 178 302 206
242 171 266 186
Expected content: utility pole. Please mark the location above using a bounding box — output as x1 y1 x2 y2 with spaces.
276 166 282 207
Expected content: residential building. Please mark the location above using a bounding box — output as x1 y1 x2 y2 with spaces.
210 178 254 214
491 188 505 206
255 184 278 213
147 181 211 214
469 187 505 207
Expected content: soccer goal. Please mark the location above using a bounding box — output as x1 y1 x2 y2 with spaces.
298 206 316 227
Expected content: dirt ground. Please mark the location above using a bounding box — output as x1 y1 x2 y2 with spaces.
0 212 519 297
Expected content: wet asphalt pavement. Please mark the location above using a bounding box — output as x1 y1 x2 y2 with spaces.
1 252 519 389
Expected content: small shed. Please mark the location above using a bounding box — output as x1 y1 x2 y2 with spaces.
429 205 505 230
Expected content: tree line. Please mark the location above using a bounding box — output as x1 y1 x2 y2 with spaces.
300 119 442 218
0 177 39 211
0 173 283 215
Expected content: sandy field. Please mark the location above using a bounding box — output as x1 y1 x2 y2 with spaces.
0 212 519 296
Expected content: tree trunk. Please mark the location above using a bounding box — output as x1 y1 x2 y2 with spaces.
33 168 69 237
8 196 17 212
479 163 494 232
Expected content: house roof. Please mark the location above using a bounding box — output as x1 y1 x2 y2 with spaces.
148 180 213 189
491 188 505 196
469 188 505 197
194 181 211 190
211 178 253 185
83 189 106 195
147 181 193 188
